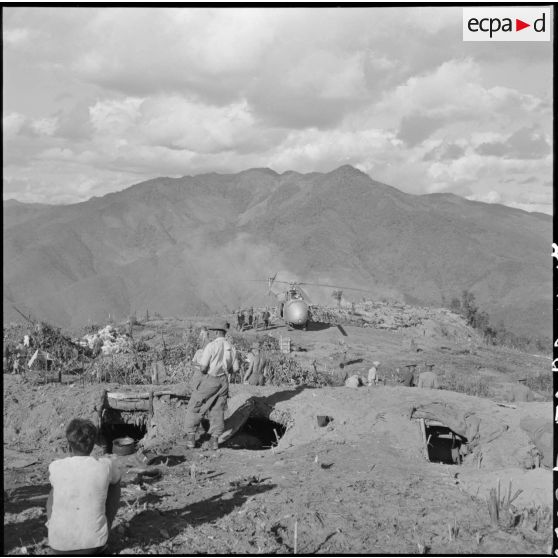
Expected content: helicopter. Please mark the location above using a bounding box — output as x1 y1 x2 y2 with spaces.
249 273 374 330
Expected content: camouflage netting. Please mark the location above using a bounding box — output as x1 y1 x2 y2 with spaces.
4 321 91 374
85 344 196 385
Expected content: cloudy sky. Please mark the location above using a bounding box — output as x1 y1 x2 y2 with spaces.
3 7 553 213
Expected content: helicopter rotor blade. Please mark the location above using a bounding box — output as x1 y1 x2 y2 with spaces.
297 281 374 294
240 279 292 285
267 272 280 294
297 286 313 305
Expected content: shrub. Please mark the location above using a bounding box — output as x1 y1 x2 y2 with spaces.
439 371 492 398
265 353 333 387
525 372 552 396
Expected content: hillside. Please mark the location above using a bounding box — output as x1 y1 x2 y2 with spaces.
3 166 551 341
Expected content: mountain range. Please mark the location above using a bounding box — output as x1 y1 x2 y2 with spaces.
3 166 551 341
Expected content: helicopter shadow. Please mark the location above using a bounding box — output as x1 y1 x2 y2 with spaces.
305 321 331 332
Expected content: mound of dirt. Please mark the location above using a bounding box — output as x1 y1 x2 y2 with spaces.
3 373 552 556
3 377 102 454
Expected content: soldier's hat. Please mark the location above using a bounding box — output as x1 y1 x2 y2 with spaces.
209 320 229 332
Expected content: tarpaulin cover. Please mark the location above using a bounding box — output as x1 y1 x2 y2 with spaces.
410 400 508 448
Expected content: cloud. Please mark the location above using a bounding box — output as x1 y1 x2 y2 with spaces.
89 97 143 135
2 27 31 47
466 190 502 204
3 112 26 136
397 113 445 147
30 117 58 136
138 96 258 154
423 142 465 161
476 127 551 160
2 7 552 215
54 100 95 141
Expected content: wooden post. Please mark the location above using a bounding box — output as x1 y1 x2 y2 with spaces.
80 353 84 388
419 419 428 460
97 389 107 431
148 390 154 430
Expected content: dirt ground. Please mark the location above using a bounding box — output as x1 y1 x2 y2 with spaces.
3 315 553 555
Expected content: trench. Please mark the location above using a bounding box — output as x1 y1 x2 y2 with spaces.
425 424 466 465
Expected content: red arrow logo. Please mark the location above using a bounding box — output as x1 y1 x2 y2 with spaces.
516 18 530 31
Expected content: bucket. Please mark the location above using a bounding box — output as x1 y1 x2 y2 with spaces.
112 437 136 456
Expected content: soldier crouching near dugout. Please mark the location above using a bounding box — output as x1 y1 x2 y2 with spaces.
46 418 121 555
184 320 239 450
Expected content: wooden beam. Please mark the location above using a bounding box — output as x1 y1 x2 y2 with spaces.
106 389 186 400
106 399 150 411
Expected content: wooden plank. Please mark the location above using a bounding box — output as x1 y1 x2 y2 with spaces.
107 389 182 400
97 389 107 430
107 398 150 411
419 418 429 460
419 418 426 444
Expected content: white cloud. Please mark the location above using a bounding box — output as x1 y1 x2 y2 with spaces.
30 117 58 136
2 27 31 47
89 97 144 135
466 190 502 204
139 96 257 154
3 112 26 136
2 7 552 214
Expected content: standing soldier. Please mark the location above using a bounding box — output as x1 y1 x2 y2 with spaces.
243 342 268 385
367 361 380 386
184 321 239 450
236 310 244 332
417 363 439 389
92 335 103 358
401 364 416 387
263 308 270 330
13 342 26 374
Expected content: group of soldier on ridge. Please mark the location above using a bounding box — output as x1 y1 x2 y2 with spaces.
234 307 272 331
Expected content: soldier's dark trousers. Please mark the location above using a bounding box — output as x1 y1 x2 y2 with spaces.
184 375 228 437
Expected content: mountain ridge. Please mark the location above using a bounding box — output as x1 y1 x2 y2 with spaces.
3 166 550 341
